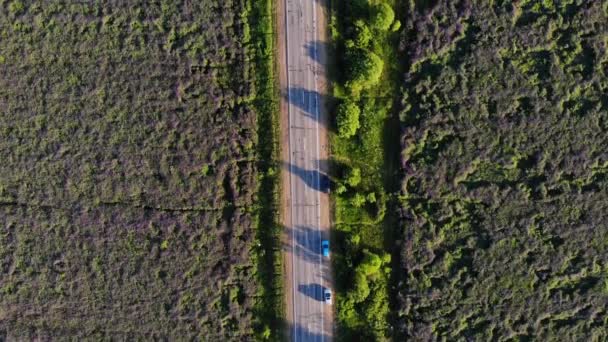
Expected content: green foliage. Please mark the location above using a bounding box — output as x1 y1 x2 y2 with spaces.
357 249 383 276
330 0 401 339
8 1 25 16
350 193 367 207
260 325 271 340
397 1 608 340
0 0 281 340
390 19 401 32
345 249 390 327
344 47 384 94
350 271 371 302
353 20 372 48
345 167 362 187
336 183 348 194
370 3 394 31
336 100 361 138
201 164 211 176
366 192 376 203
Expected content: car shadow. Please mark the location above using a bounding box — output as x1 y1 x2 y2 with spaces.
298 283 325 302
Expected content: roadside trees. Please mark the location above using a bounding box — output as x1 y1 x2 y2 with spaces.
336 100 361 138
345 48 384 94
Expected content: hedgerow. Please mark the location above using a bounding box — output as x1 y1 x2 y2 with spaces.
329 0 401 340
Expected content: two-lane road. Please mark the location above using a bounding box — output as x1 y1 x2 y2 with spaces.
281 0 332 340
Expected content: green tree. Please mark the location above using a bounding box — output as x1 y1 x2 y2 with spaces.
350 271 371 303
366 192 376 203
371 3 395 31
336 101 361 138
346 167 362 187
358 250 383 276
351 193 367 207
353 20 372 48
345 48 384 94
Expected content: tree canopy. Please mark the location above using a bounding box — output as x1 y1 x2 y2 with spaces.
345 48 384 94
371 3 395 31
336 101 361 138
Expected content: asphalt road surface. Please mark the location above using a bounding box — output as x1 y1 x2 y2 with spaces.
284 0 332 340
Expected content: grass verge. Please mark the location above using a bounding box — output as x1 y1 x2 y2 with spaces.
249 0 285 340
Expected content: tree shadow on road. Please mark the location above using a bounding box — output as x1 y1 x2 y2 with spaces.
289 322 332 342
304 40 330 65
283 225 325 264
282 161 331 193
284 87 329 124
312 0 329 11
297 283 325 302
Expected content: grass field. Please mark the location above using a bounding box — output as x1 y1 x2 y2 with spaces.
396 1 608 340
0 0 279 339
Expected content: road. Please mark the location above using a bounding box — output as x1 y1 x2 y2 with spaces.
280 0 332 340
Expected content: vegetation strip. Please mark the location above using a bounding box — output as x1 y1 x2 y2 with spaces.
250 0 285 340
328 0 402 340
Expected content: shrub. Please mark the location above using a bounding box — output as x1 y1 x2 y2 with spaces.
345 48 384 94
371 3 394 31
353 20 372 48
350 271 371 302
390 19 401 32
366 192 376 203
351 193 367 207
9 1 25 16
358 250 383 276
346 167 362 187
336 100 361 138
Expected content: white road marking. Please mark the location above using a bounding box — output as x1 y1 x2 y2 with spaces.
284 0 328 340
311 0 324 340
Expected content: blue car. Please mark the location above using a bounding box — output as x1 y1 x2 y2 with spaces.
322 240 330 257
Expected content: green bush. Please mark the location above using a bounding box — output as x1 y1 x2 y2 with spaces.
345 48 384 94
346 166 362 187
357 249 383 276
390 19 401 32
331 0 398 338
353 20 372 48
371 3 394 31
366 192 376 203
9 1 25 16
351 193 367 207
350 271 371 302
336 100 361 138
